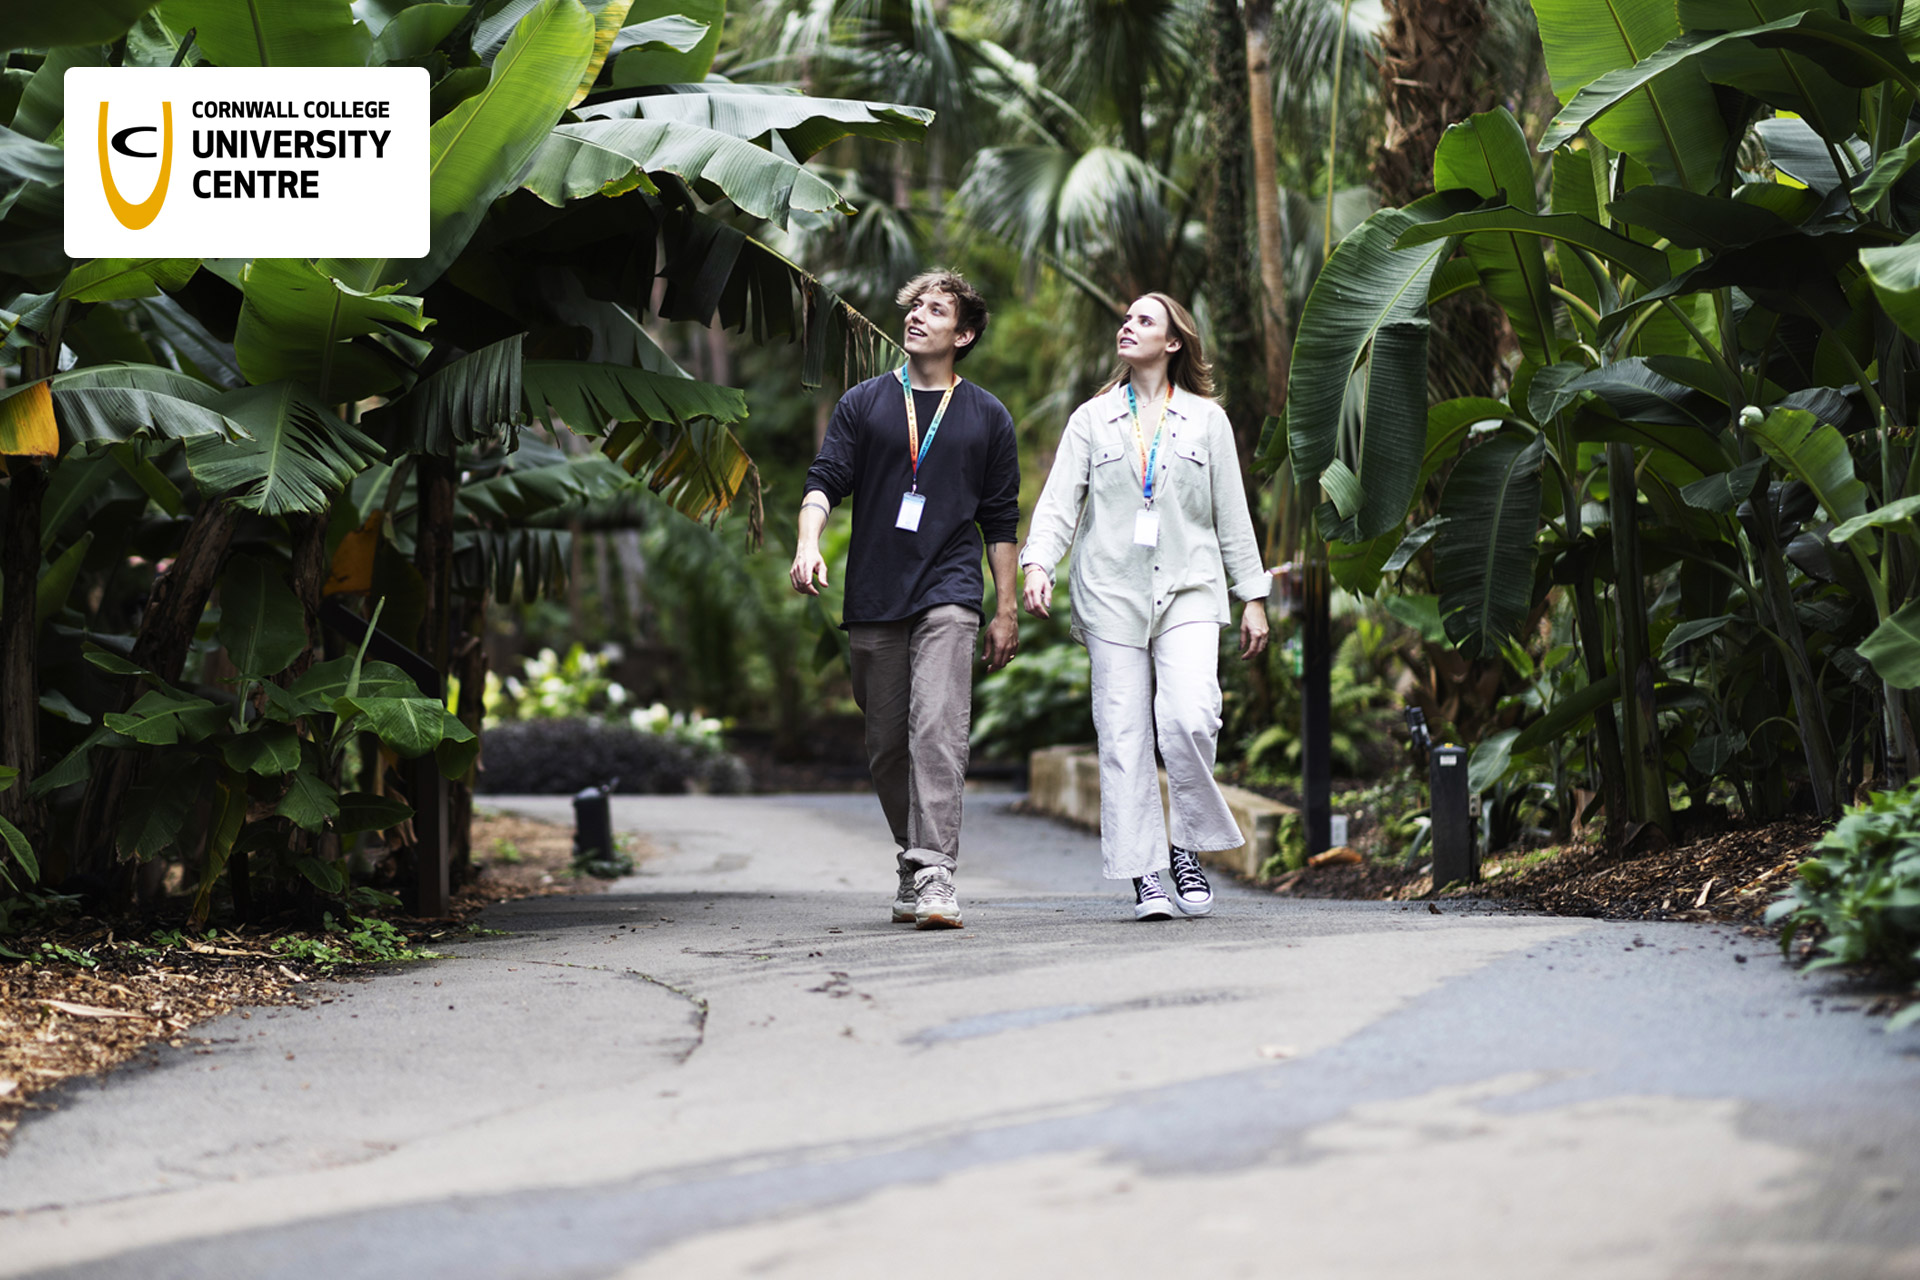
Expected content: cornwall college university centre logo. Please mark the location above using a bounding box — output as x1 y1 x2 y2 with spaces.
99 100 174 230
67 67 428 258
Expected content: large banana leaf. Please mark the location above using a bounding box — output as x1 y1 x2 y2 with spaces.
457 452 636 524
522 359 746 430
1743 406 1871 531
1286 192 1465 544
10 46 103 142
1433 433 1545 658
1396 207 1672 285
48 363 250 446
330 0 595 294
157 0 373 66
376 334 524 455
1532 0 1729 192
610 0 722 86
523 117 854 224
453 526 572 600
217 554 309 677
58 258 200 305
1431 109 1556 365
571 0 637 105
1859 599 1920 688
0 0 160 49
577 91 933 163
1605 186 1798 252
233 258 430 401
183 381 384 514
522 359 749 521
1676 0 1856 143
0 126 62 222
368 4 472 63
1862 236 1920 341
1542 11 1918 161
0 381 57 456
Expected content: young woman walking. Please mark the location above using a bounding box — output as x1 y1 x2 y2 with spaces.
1020 294 1271 920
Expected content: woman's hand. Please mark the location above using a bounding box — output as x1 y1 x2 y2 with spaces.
1022 565 1054 618
1239 599 1270 660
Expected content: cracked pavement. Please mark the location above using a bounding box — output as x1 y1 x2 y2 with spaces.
2 791 1918 1278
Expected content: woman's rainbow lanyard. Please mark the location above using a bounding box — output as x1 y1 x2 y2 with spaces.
1127 382 1170 506
901 363 958 494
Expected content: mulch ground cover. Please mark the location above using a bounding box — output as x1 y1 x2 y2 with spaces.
0 807 638 1152
1270 816 1825 927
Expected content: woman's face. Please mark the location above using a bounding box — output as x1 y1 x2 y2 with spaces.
1116 296 1181 367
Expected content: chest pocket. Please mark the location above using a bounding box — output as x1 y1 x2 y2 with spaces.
1091 441 1135 496
1167 439 1212 518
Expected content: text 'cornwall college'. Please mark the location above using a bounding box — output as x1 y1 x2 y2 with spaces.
187 97 392 201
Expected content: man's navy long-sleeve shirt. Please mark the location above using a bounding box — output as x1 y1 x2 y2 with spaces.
805 371 1020 626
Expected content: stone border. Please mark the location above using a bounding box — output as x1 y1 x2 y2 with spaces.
1025 744 1296 879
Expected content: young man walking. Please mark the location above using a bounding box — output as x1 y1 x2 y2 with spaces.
790 271 1020 930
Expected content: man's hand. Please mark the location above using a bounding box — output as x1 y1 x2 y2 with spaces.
790 544 828 595
982 612 1019 671
1021 565 1053 619
1239 599 1270 660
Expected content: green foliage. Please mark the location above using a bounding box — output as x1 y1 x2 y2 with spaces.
271 913 443 969
970 644 1093 762
1769 784 1920 1028
0 768 38 893
1283 1 1920 837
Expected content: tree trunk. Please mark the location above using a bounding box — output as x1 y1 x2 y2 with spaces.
1373 0 1507 402
1372 0 1492 204
1607 444 1672 843
0 460 48 854
1205 0 1265 501
75 495 242 880
1244 0 1291 417
281 512 329 684
448 592 488 886
414 455 457 673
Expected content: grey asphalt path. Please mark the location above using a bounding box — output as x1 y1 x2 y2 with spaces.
3 790 1918 1279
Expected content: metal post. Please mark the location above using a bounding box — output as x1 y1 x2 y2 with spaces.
1301 548 1331 855
1430 743 1475 888
573 783 615 866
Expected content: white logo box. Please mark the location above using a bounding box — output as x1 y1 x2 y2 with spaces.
65 66 429 258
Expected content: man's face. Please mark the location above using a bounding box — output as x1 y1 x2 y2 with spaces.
903 289 974 360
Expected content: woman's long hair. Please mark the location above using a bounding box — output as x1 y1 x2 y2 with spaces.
1098 292 1216 399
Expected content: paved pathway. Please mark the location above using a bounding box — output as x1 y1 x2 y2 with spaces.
2 792 1917 1278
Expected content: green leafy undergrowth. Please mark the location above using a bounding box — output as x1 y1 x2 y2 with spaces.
1769 784 1920 1030
271 913 445 970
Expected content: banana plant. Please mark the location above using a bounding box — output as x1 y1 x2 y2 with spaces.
1283 0 1920 838
1 0 932 908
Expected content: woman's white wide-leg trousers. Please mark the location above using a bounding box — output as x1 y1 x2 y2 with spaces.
1086 622 1245 880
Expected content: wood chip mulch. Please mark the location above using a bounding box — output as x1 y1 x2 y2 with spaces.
0 934 315 1151
1270 816 1827 926
0 806 636 1153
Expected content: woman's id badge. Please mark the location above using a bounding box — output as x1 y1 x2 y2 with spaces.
1133 507 1160 547
896 491 926 532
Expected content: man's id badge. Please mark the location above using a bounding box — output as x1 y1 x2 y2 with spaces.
896 491 926 532
1133 507 1161 547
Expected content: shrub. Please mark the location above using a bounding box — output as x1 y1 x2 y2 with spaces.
970 644 1093 761
1769 784 1920 1029
476 718 750 796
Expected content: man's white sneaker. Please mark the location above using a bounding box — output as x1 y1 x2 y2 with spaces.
1133 872 1175 921
892 864 917 923
1168 845 1214 916
913 866 963 929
